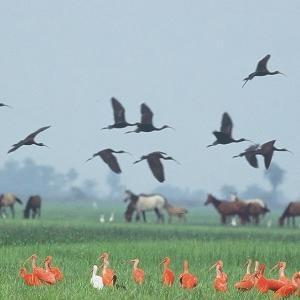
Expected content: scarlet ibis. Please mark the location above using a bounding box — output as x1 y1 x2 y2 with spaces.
243 54 284 87
233 140 291 169
207 113 251 147
270 262 289 283
29 254 56 284
44 256 63 281
273 272 300 299
133 151 179 182
86 148 130 174
160 257 175 287
99 252 117 287
90 265 104 290
19 267 42 286
179 260 198 289
8 126 51 154
102 97 137 130
130 258 145 285
234 259 255 291
125 103 174 133
209 260 228 292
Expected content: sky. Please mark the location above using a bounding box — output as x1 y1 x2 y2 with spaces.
0 1 300 199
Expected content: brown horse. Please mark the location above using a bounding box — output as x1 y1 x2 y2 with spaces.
204 194 247 225
124 198 138 222
24 195 42 219
244 202 270 225
0 193 22 218
165 203 188 223
279 202 300 227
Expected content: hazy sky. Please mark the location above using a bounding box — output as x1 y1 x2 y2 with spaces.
0 1 300 198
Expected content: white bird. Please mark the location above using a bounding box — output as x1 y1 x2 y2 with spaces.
90 265 104 290
267 219 272 228
99 214 105 223
231 216 237 226
109 213 114 223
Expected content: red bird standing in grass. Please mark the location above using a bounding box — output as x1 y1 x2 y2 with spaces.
270 262 290 283
99 252 117 287
160 257 175 287
273 272 300 299
179 260 198 289
234 259 255 291
130 258 145 285
19 267 42 286
44 256 63 281
30 254 56 285
209 260 228 292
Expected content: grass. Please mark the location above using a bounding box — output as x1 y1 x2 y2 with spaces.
0 201 300 299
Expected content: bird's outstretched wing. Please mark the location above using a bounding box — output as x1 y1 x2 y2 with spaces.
256 54 271 73
260 140 276 169
8 142 24 153
243 145 259 168
111 97 126 123
0 103 12 108
147 154 164 182
25 126 51 140
220 113 233 137
100 150 122 174
141 103 153 125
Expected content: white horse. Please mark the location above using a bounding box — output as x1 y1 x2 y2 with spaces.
0 193 23 218
124 190 167 223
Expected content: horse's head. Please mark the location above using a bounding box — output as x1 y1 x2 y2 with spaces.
204 194 213 206
124 205 135 222
124 190 133 203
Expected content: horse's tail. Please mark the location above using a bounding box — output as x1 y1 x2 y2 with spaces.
15 197 23 205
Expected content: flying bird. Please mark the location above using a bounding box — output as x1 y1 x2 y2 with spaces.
86 148 130 174
126 103 174 133
233 140 290 169
102 97 137 130
0 102 12 108
243 54 284 87
8 126 51 154
133 151 179 182
207 113 251 147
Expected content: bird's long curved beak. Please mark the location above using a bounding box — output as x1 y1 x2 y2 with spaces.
209 263 217 271
125 130 135 134
168 126 175 130
245 139 254 143
86 157 94 162
269 264 278 273
133 159 142 164
279 72 286 76
124 151 133 156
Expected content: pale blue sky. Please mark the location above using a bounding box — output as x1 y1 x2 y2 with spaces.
0 1 300 198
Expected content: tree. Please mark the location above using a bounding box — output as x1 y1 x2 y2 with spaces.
264 163 285 191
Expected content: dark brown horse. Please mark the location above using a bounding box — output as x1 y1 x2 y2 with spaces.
244 202 270 225
0 193 22 218
24 195 42 219
204 194 248 225
124 198 138 222
279 202 300 227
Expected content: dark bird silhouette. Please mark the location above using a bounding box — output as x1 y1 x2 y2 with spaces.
86 148 130 174
233 140 291 169
102 97 137 130
243 55 284 87
133 151 179 182
126 103 174 133
8 126 51 154
207 113 251 147
0 103 12 108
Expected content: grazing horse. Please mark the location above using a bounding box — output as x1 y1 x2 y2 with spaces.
0 193 22 218
279 202 300 227
165 203 188 223
204 194 247 225
24 195 42 219
124 190 166 223
231 195 270 225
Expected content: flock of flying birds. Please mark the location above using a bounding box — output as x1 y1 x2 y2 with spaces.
1 54 290 182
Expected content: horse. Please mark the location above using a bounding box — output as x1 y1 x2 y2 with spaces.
279 202 300 227
165 202 188 223
0 193 22 218
231 195 270 225
124 190 167 223
204 194 248 225
24 195 42 219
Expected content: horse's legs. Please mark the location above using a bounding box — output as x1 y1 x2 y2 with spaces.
293 217 296 228
135 212 140 222
255 216 259 225
32 208 36 219
142 211 146 223
10 205 15 218
154 208 161 223
221 215 226 224
287 217 290 227
168 214 172 224
38 207 41 218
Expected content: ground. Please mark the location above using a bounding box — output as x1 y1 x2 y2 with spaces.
0 201 299 299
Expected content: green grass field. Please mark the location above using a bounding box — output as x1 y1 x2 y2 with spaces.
1 201 300 299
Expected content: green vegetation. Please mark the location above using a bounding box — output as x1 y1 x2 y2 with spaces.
1 201 299 299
